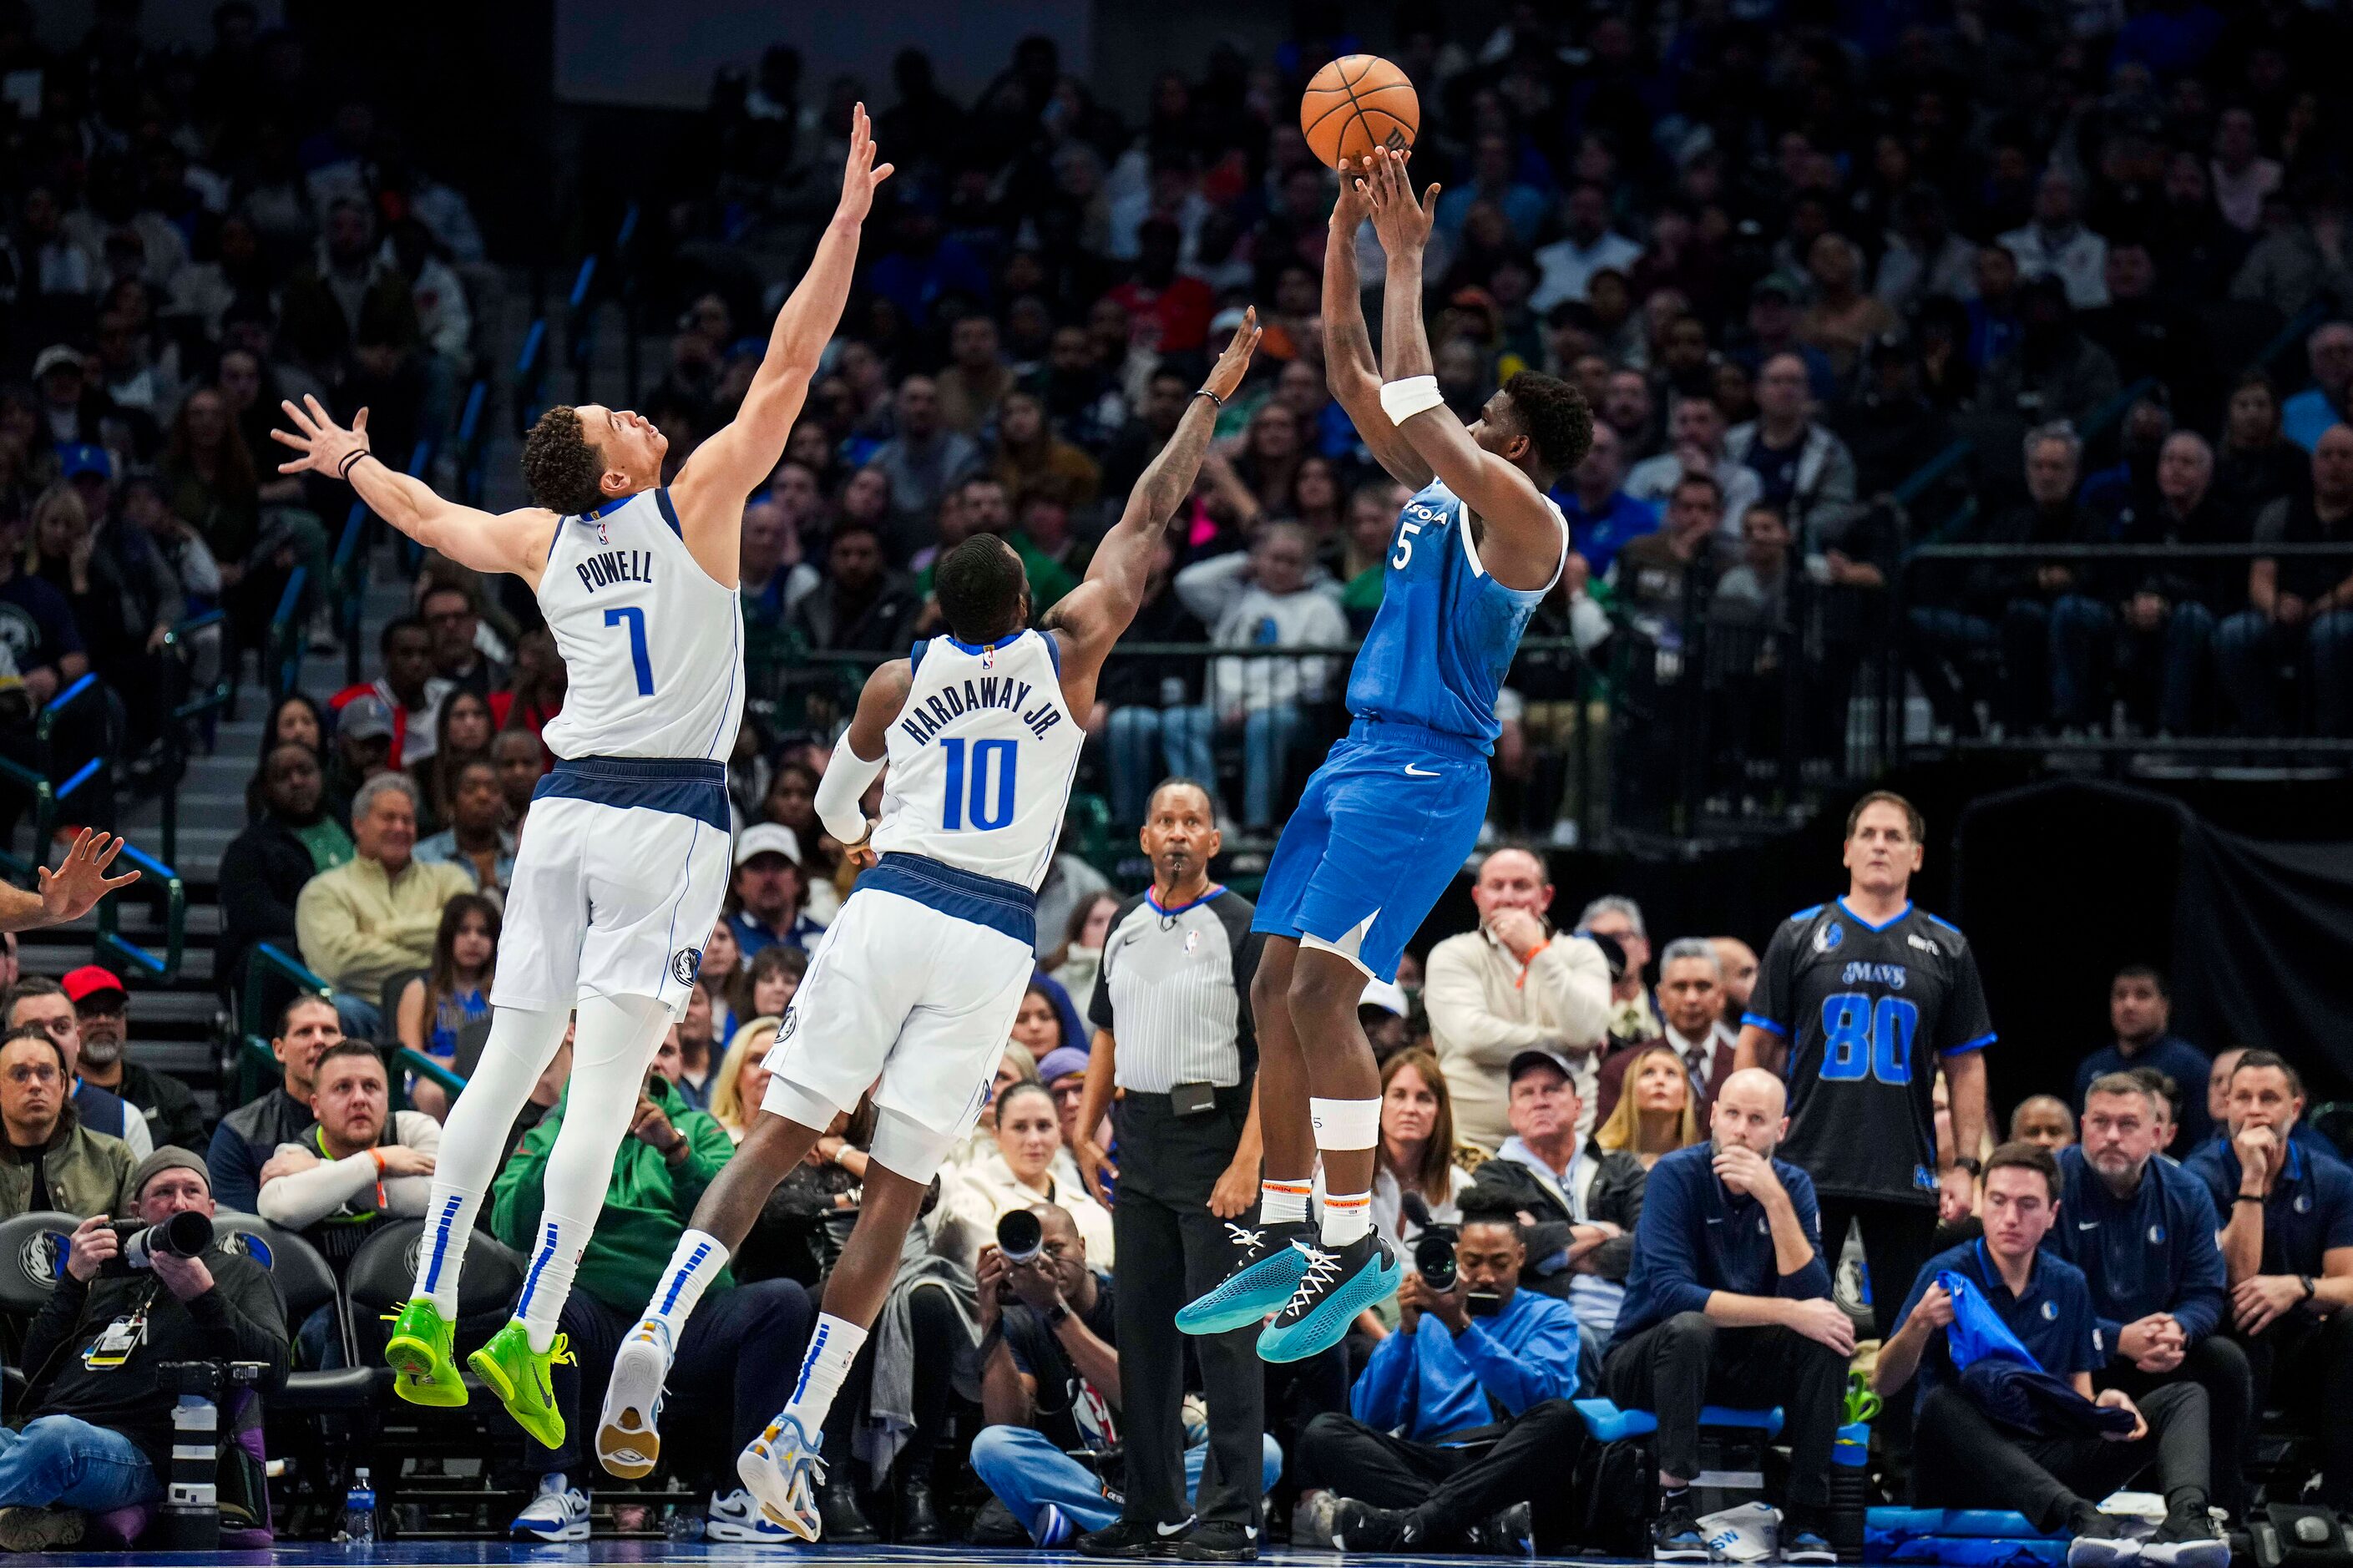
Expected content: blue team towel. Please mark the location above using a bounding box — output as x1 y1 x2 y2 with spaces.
1941 1271 2135 1439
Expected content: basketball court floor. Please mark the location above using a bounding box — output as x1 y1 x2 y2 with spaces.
23 1545 1622 1565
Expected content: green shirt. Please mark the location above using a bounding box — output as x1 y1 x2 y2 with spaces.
918 532 1080 615
291 817 354 874
490 1075 737 1313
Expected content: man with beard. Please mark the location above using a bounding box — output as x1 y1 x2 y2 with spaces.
59 966 201 1151
220 742 352 1001
1603 1069 1848 1565
2047 1075 2249 1520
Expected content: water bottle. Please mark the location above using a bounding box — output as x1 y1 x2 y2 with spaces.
341 1467 377 1545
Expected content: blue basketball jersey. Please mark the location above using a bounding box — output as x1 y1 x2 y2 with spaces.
1343 478 1566 751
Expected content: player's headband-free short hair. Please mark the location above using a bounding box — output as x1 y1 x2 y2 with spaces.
1844 789 1925 844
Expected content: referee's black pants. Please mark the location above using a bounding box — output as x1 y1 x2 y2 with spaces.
1111 1086 1267 1531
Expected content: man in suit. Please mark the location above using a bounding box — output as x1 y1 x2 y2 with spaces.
1596 938 1735 1125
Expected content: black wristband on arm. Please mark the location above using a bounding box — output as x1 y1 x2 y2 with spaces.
337 448 372 481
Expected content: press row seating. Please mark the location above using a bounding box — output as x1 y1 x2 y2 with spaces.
0 1211 525 1523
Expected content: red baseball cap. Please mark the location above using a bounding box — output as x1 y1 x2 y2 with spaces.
61 965 127 1005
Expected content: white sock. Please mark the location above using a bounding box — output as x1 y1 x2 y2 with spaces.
409 1005 573 1313
644 1229 729 1338
1260 1179 1313 1227
515 1212 593 1353
779 1313 868 1435
1310 1096 1380 1248
510 991 674 1351
416 1186 483 1318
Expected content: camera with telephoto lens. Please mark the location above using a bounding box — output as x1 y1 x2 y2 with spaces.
996 1207 1044 1265
1400 1191 1459 1292
99 1211 214 1277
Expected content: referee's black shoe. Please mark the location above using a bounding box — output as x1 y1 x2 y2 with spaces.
1075 1515 1185 1559
1172 1520 1258 1560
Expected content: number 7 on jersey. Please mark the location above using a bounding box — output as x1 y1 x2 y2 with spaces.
604 606 655 696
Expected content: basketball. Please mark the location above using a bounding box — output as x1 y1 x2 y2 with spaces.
1299 54 1419 170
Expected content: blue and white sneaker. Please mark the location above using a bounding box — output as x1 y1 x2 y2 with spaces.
737 1411 826 1541
595 1318 671 1479
1177 1221 1313 1335
704 1487 792 1543
1256 1232 1399 1363
1033 1502 1076 1547
509 1474 591 1542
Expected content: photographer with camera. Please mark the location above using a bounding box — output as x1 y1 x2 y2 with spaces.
968 1202 1285 1552
0 1149 287 1552
1293 1211 1585 1555
0 1024 134 1221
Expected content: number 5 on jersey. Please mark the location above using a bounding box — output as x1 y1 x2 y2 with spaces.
605 606 654 695
940 737 1016 831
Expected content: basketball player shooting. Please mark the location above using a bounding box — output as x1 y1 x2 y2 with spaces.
269 109 893 1446
1178 145 1591 1363
590 312 1263 1540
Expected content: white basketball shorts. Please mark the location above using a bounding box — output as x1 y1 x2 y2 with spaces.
762 856 1038 1182
490 758 733 1020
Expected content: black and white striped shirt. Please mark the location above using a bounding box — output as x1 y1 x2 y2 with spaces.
1088 886 1260 1093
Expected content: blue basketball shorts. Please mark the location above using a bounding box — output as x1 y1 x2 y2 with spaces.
1250 718 1490 984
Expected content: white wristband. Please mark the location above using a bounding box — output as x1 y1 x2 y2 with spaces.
1378 374 1445 427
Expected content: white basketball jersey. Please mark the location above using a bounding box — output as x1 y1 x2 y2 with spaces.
536 488 744 761
871 630 1080 890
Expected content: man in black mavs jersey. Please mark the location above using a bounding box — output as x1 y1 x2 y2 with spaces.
1735 792 1996 1347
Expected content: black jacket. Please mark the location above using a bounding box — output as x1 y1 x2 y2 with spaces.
21 1244 288 1473
1463 1141 1647 1295
215 813 316 999
108 1060 205 1153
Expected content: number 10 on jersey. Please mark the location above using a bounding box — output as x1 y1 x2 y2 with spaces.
940 737 1016 830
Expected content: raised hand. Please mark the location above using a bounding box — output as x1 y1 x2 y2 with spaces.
1203 306 1262 403
38 830 139 926
835 103 895 225
270 395 372 480
1359 145 1438 254
1332 156 1371 231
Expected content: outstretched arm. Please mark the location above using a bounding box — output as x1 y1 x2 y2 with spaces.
1324 159 1432 491
0 829 139 933
670 104 894 582
1359 147 1561 592
1044 311 1262 712
273 397 558 585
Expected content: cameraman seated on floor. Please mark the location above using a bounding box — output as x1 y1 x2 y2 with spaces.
969 1203 1282 1546
2181 1050 2353 1510
491 1023 816 1545
1294 1212 1585 1556
0 1149 288 1554
1873 1141 2228 1568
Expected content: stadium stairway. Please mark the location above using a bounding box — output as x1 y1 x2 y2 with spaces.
15 551 423 1126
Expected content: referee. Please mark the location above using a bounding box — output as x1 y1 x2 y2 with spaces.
1070 777 1267 1562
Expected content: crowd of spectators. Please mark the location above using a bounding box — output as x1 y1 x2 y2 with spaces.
3 0 2353 1555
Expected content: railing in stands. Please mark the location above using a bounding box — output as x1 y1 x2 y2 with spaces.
263 565 308 706
235 943 331 1107
514 317 550 438
0 671 112 886
158 609 231 871
453 377 492 505
94 840 184 984
1888 539 2353 760
390 1047 465 1115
